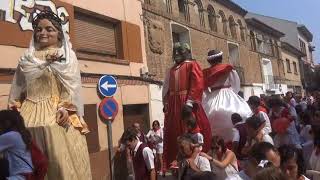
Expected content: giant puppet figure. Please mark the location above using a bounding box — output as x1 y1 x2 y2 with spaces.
202 50 252 142
162 43 212 167
8 11 92 179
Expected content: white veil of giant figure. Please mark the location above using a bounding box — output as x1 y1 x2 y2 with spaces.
8 11 92 180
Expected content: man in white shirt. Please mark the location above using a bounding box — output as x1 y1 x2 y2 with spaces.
121 127 156 180
247 96 272 135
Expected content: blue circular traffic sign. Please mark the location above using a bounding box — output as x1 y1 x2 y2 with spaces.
99 97 119 121
98 75 118 97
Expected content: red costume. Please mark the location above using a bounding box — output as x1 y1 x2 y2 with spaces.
163 60 212 168
203 64 233 89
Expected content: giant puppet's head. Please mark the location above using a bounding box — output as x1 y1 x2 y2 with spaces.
207 49 223 66
172 42 192 64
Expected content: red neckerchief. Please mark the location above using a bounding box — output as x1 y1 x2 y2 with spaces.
254 106 267 115
188 126 201 134
153 127 160 132
203 64 233 88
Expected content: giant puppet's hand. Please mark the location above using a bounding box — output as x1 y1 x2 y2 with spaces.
56 108 70 128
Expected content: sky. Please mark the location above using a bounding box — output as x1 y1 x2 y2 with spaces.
233 0 320 64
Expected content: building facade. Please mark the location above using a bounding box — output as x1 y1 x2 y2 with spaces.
281 42 305 95
0 0 154 179
143 0 281 111
246 13 316 93
245 17 287 96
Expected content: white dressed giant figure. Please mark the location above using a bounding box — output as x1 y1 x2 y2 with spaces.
202 50 252 142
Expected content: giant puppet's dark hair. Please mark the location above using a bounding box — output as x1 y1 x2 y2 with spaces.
32 11 64 45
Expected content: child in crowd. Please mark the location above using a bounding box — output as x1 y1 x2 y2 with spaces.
177 134 212 180
184 116 204 151
278 145 309 180
146 120 164 175
250 142 281 168
242 116 274 157
231 113 247 160
299 112 314 166
121 127 156 180
0 110 33 179
247 96 272 135
269 98 301 149
253 166 288 180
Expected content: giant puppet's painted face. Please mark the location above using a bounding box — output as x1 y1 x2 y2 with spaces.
173 43 191 64
34 19 61 49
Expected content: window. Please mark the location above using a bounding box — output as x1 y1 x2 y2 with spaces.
228 42 240 66
123 104 150 133
194 0 205 27
172 32 180 44
238 20 246 41
218 10 228 36
299 39 306 54
207 5 217 32
166 0 172 13
286 59 291 73
229 16 237 39
261 58 275 90
250 31 256 51
256 34 273 56
293 62 298 74
256 34 263 52
264 39 273 56
171 23 191 47
178 0 189 21
74 11 117 61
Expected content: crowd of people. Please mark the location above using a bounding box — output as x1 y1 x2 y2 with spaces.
0 9 319 180
119 92 320 180
118 43 320 180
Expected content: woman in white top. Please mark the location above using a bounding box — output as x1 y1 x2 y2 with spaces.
208 136 238 179
308 138 320 180
0 110 33 180
146 120 164 174
299 112 313 167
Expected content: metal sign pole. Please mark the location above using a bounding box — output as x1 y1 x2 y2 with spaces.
107 120 114 180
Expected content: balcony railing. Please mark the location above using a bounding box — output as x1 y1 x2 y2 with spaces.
234 66 245 84
264 75 276 90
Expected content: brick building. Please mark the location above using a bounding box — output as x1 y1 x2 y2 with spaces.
247 13 316 93
0 0 154 179
142 0 287 118
245 17 287 96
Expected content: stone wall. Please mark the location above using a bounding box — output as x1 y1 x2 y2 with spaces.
142 0 261 84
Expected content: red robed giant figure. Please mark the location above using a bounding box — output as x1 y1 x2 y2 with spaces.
162 43 212 168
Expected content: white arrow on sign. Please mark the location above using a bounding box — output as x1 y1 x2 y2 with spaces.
101 81 117 91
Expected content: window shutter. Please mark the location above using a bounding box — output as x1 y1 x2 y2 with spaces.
74 12 117 59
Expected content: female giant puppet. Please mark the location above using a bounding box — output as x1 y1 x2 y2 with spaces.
202 50 252 142
8 11 92 179
162 43 212 168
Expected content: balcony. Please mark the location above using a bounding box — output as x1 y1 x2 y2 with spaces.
234 66 245 85
264 75 277 90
